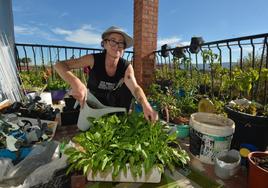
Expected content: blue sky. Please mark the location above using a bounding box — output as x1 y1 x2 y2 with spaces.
12 0 268 49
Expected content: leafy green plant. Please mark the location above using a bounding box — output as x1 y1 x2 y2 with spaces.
229 100 268 117
20 70 49 92
232 67 259 95
176 92 198 117
46 78 69 91
64 113 189 179
150 57 199 121
148 84 181 121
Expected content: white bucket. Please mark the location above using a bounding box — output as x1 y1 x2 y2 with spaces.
189 112 235 164
214 149 241 179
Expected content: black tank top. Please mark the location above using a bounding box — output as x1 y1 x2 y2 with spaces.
87 52 130 105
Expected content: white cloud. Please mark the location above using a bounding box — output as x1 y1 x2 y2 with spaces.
157 36 190 48
14 24 59 42
14 25 35 35
53 28 72 35
52 25 101 45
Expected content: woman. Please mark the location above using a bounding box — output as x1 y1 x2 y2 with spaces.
54 26 158 122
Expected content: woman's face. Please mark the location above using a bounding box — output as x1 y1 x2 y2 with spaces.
104 33 125 58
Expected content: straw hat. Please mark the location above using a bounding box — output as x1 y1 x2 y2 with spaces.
102 26 133 48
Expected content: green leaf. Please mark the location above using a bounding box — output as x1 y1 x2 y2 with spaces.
109 144 119 148
64 147 77 155
85 131 94 141
112 161 120 179
83 163 90 175
101 156 110 171
66 163 76 175
141 149 148 159
156 164 164 174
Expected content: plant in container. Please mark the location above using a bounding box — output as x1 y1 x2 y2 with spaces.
224 67 268 151
64 113 190 183
148 84 181 123
46 77 69 101
149 61 198 125
20 69 50 93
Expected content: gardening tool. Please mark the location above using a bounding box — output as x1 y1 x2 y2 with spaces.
77 90 126 131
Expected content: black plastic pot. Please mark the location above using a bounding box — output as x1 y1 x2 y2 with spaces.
61 97 80 126
225 106 268 151
61 111 79 126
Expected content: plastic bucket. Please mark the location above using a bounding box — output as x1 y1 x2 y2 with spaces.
189 112 235 164
176 124 190 138
214 149 241 179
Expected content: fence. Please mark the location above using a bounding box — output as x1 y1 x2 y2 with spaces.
14 33 268 104
15 43 134 79
154 33 268 104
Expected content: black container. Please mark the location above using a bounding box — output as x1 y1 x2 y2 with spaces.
63 97 77 111
225 106 268 151
61 97 80 126
61 111 79 126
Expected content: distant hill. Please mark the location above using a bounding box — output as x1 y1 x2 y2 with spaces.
191 62 238 70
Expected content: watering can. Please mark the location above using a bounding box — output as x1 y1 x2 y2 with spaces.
77 90 126 131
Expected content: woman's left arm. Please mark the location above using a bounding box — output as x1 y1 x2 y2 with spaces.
124 64 158 122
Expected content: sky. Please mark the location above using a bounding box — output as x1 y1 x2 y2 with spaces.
12 0 268 50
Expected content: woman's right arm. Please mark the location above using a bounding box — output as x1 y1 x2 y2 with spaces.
54 54 94 107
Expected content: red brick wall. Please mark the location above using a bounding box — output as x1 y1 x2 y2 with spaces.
133 0 158 91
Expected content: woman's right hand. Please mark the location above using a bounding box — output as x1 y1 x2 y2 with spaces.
70 81 87 108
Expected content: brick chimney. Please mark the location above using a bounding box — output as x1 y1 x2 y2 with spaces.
133 0 158 91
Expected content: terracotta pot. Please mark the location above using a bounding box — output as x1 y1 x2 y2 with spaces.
247 151 268 188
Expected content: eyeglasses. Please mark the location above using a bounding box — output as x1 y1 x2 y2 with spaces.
105 39 125 49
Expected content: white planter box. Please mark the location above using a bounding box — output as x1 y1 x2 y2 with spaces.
87 164 161 183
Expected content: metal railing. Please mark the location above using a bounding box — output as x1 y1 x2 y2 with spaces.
14 33 268 104
154 33 268 104
15 43 134 79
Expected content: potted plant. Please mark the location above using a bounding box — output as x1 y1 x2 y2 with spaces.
20 68 53 104
224 67 268 151
20 70 48 93
148 83 181 123
46 77 69 101
64 113 190 182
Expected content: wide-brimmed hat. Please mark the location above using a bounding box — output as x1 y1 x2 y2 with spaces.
102 26 133 49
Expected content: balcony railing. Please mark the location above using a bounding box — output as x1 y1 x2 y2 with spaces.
15 43 134 79
15 33 268 104
154 33 268 104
